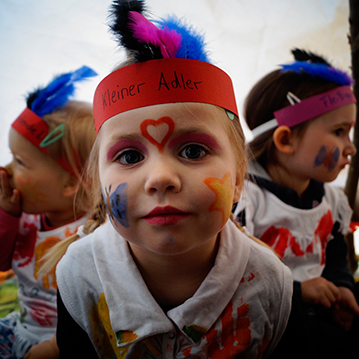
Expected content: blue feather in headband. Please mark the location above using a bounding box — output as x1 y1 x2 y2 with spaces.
155 16 209 62
280 48 353 86
108 0 210 63
27 66 97 118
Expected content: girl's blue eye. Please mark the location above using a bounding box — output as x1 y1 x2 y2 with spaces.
180 144 208 160
117 150 144 165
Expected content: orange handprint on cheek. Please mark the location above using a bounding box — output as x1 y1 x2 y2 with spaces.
140 116 175 153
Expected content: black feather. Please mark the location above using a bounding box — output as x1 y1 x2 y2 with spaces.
108 0 162 62
291 48 332 66
26 88 41 109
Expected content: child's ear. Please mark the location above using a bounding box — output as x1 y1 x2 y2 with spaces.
62 175 79 197
273 126 294 154
233 160 245 203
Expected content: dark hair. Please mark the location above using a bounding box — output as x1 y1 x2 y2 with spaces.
245 69 339 169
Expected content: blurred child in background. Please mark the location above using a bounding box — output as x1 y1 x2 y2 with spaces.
0 66 97 358
234 49 359 358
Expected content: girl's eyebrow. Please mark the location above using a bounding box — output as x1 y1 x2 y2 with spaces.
106 135 148 161
331 120 355 129
168 131 221 150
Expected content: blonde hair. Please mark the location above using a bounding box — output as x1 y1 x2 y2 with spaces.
39 101 104 274
41 101 96 214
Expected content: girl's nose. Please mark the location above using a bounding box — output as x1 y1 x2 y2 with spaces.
4 163 13 176
144 158 181 195
344 139 356 158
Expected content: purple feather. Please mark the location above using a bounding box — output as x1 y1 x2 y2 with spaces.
129 11 181 58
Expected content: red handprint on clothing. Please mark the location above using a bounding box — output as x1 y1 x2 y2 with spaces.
206 301 251 358
260 210 334 262
314 210 334 265
13 221 38 267
29 299 57 326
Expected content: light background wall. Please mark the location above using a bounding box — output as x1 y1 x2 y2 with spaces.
0 0 353 189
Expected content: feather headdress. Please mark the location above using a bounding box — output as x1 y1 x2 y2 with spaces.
93 0 238 131
27 65 97 118
280 48 353 86
108 0 209 63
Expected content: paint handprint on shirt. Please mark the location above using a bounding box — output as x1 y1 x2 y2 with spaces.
13 221 38 267
206 301 251 358
181 301 252 358
260 210 334 263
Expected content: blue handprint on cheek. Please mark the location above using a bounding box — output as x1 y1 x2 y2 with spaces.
103 183 129 228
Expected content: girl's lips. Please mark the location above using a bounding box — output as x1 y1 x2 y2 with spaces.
144 206 190 225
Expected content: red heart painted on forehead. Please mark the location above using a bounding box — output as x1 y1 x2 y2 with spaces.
140 116 175 153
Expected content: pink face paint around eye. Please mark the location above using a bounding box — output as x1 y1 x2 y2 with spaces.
168 133 221 150
107 139 148 161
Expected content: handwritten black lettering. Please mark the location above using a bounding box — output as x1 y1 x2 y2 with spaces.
158 71 202 91
102 93 108 108
158 72 170 91
111 90 117 104
101 82 147 109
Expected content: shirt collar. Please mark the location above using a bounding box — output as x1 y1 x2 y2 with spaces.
93 220 250 346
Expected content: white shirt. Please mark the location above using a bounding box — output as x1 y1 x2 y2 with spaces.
57 220 292 358
234 163 352 282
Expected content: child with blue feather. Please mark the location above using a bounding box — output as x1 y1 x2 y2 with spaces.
233 49 359 358
54 1 292 358
0 66 97 358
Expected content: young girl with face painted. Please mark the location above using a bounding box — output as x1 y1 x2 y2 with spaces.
233 49 359 358
54 1 292 358
0 66 97 358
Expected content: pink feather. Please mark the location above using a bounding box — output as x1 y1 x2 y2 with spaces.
129 11 182 58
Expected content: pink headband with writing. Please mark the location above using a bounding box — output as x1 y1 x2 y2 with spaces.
251 85 356 138
93 58 238 133
11 108 76 176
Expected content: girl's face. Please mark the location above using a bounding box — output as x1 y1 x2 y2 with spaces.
98 103 244 258
5 128 72 215
289 103 356 183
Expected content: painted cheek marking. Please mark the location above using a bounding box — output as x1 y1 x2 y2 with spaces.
102 183 129 228
327 147 339 171
314 145 340 171
314 146 327 167
140 116 175 153
107 140 148 161
15 175 31 186
204 172 233 228
168 133 221 150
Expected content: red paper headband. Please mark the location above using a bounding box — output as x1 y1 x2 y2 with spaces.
11 108 76 176
93 58 238 133
251 85 356 138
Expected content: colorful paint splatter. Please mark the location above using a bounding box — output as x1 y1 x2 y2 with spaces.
91 293 134 358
